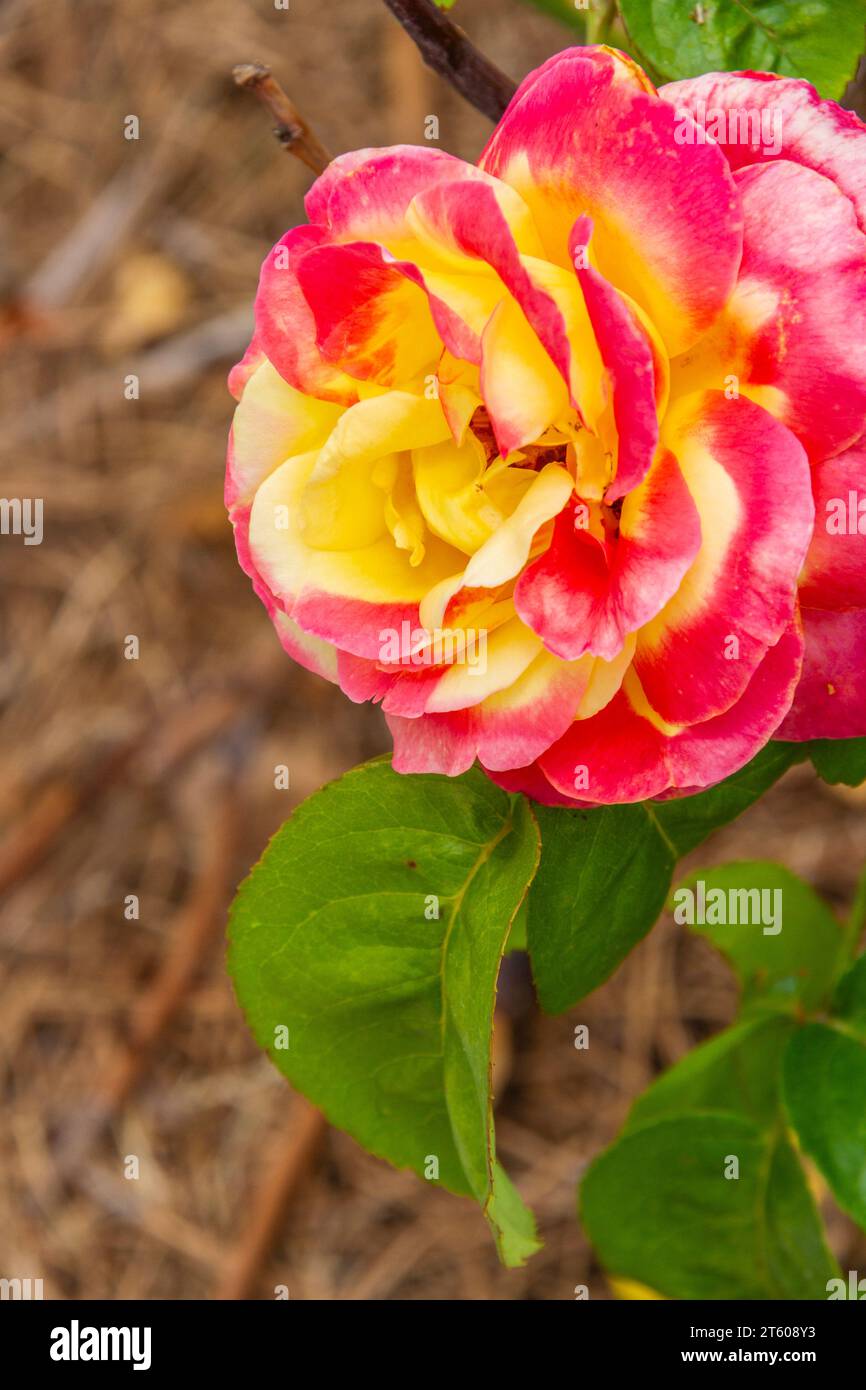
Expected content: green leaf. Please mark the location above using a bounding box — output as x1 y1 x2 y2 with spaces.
228 759 541 1265
527 802 675 1012
808 737 866 787
674 861 846 1012
652 742 804 857
618 0 863 98
581 1115 838 1298
526 743 801 1013
628 1014 796 1129
832 953 866 1037
784 1022 866 1228
848 867 866 958
505 894 529 954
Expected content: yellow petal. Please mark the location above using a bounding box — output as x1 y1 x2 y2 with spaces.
463 463 573 588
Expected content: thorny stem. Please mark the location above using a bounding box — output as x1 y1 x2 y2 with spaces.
232 63 332 175
382 0 518 123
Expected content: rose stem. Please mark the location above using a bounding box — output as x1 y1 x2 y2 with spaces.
381 0 518 123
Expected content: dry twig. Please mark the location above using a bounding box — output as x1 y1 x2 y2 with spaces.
0 738 140 898
232 63 332 174
51 762 240 1185
215 1099 328 1299
0 650 284 898
98 787 238 1117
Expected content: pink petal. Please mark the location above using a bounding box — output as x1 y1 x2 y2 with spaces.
254 227 359 404
673 160 866 463
778 607 866 740
514 447 701 662
569 215 663 502
293 240 441 387
388 650 594 775
480 45 743 356
633 391 813 725
538 622 803 804
305 146 481 242
661 71 866 234
799 443 866 610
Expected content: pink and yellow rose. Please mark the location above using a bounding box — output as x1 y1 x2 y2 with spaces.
226 46 866 805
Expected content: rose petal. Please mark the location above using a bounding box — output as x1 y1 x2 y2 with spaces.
539 622 803 803
662 71 866 233
672 160 866 462
480 45 743 355
514 446 701 661
777 607 866 739
632 391 813 725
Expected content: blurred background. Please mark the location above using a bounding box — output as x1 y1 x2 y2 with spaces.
1 0 865 1301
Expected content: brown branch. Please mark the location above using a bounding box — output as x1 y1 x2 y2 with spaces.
233 63 332 175
844 54 866 121
0 738 140 898
382 0 517 124
0 650 285 897
97 783 238 1118
51 767 240 1187
215 1099 327 1300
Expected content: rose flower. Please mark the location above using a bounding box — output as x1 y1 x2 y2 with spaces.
226 46 866 805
